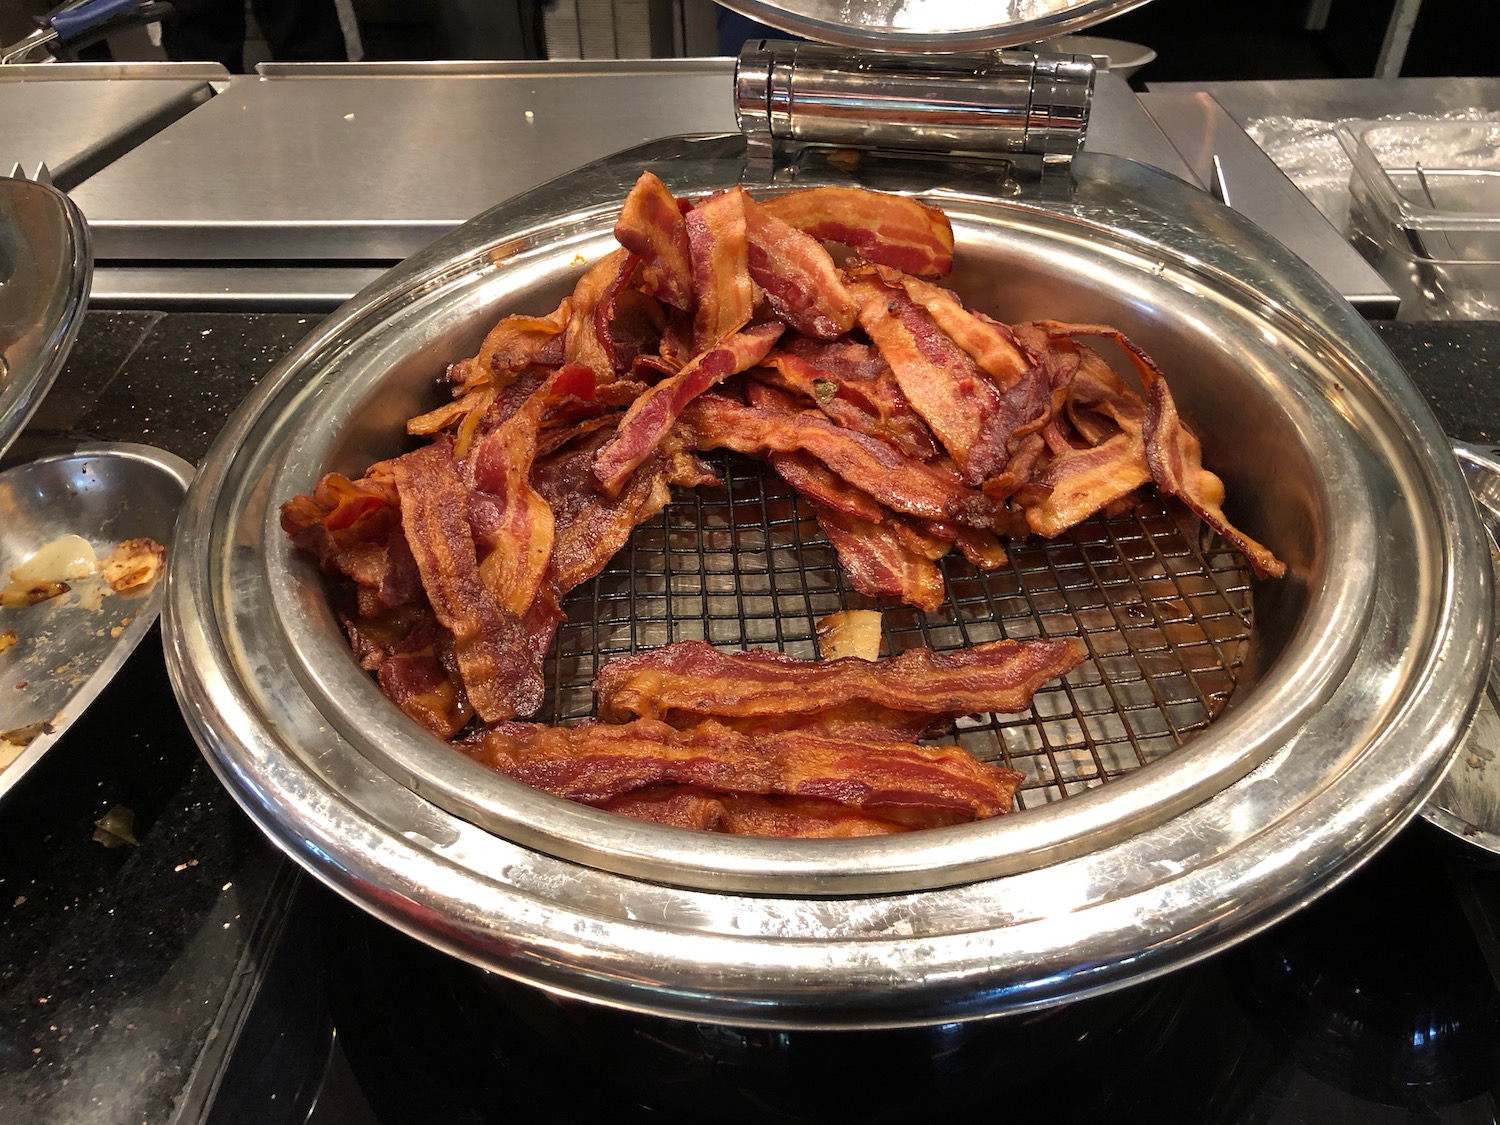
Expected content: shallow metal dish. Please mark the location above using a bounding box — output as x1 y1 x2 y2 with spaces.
0 443 193 799
165 136 1491 1027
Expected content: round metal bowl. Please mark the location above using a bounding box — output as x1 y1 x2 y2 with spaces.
164 135 1492 1028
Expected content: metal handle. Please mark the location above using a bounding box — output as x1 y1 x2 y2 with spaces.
2 0 168 63
735 39 1095 171
47 0 144 40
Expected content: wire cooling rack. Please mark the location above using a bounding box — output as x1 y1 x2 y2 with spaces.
545 453 1254 811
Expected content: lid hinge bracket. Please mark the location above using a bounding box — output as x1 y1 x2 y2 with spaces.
735 40 1095 184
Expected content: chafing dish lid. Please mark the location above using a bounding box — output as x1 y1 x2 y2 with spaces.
713 0 1154 52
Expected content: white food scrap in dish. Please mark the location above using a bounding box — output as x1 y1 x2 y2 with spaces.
0 535 166 613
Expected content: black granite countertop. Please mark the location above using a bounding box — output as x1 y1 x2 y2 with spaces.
0 311 1497 1125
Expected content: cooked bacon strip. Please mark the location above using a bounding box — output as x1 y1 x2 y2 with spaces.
407 387 491 438
463 717 1024 822
850 276 1010 485
866 266 1033 389
280 473 421 617
680 394 1003 530
538 426 717 596
564 248 636 378
613 170 694 311
812 501 947 612
997 323 1155 535
891 517 956 561
1025 321 1285 576
686 187 755 351
602 284 666 375
954 526 1009 570
446 297 572 396
381 443 546 722
768 451 886 523
377 649 472 740
1144 378 1287 579
759 187 954 278
592 322 783 496
1023 433 1151 538
743 200 856 339
858 274 1058 497
345 603 474 739
740 400 950 609
601 787 916 836
594 637 1085 729
463 366 593 616
759 337 940 461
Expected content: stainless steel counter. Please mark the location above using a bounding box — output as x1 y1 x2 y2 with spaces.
71 61 746 264
43 60 1215 308
6 60 1453 313
0 62 222 190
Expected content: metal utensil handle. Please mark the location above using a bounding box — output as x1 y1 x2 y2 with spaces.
47 0 145 39
735 39 1095 168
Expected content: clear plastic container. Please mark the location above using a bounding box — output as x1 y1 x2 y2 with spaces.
1337 118 1500 318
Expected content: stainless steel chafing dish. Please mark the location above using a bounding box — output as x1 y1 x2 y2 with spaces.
164 17 1492 1028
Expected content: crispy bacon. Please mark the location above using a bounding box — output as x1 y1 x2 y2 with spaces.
445 298 572 396
759 187 954 278
679 394 1003 530
594 637 1085 730
1023 432 1151 538
380 442 546 722
812 501 947 611
283 179 1288 839
954 526 1009 570
343 604 475 739
592 322 783 496
280 473 421 616
378 647 472 739
1144 377 1287 579
850 275 1010 485
759 337 940 461
462 367 593 616
565 249 637 378
538 426 717 596
768 451 886 523
744 200 856 339
463 717 1024 823
614 170 694 311
686 187 755 351
867 267 1033 389
742 388 952 606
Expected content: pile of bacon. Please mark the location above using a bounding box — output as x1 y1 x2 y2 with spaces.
280 174 1283 837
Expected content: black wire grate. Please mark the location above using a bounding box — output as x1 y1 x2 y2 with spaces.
545 453 1254 810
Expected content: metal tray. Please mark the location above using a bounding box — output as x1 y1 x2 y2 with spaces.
0 443 193 799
